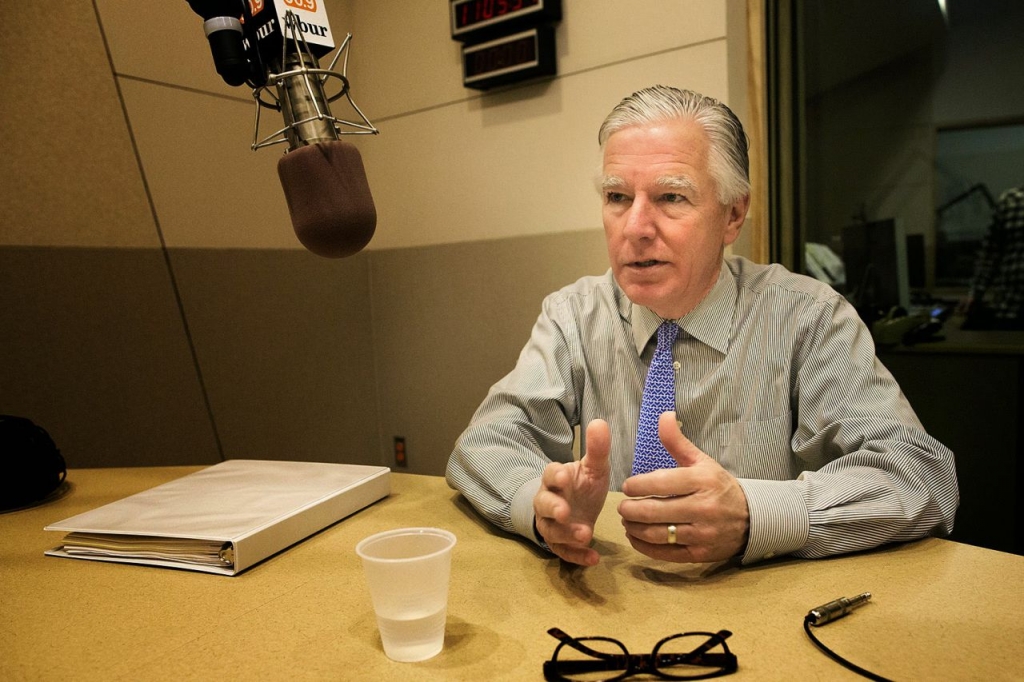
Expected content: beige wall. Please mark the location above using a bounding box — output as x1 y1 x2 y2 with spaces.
0 1 745 474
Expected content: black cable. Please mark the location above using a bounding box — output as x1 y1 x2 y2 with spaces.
803 616 892 682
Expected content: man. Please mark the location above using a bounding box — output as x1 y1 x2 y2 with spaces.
446 86 958 567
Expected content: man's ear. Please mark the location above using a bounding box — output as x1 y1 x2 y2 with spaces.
723 194 750 246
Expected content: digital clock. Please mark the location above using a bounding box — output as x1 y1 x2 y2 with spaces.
461 26 556 90
450 0 561 42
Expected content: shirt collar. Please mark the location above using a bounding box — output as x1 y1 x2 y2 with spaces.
626 261 736 355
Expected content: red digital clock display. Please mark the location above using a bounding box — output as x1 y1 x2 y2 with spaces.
464 33 537 80
451 0 561 42
454 0 541 31
461 26 555 90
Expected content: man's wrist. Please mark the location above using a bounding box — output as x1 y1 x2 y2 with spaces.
511 476 545 546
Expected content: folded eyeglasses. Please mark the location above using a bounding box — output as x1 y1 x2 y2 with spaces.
543 627 738 681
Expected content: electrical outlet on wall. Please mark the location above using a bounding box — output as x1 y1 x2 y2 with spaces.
393 437 407 468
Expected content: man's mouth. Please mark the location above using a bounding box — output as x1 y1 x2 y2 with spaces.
631 259 664 268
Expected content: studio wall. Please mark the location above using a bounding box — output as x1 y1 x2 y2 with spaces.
0 1 748 475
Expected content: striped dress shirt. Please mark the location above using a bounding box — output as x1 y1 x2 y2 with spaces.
446 255 959 564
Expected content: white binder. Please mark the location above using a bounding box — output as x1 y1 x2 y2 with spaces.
44 459 390 576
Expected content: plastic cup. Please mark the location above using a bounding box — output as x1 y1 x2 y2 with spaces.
355 527 456 662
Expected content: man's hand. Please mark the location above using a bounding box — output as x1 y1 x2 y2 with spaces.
533 419 612 566
618 411 750 563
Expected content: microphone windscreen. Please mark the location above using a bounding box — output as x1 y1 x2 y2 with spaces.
277 141 377 258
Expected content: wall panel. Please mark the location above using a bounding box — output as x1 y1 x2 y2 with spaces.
118 78 299 251
0 3 158 248
363 41 730 250
0 247 220 467
169 248 379 466
352 0 726 121
370 229 609 474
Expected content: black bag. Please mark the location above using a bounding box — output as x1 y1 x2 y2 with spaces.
0 415 67 511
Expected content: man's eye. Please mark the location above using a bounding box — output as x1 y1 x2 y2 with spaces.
662 193 687 203
605 192 629 203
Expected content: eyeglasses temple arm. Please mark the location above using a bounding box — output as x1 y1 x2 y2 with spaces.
547 628 624 660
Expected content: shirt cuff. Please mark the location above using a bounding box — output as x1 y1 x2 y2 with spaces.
736 478 809 564
511 476 545 547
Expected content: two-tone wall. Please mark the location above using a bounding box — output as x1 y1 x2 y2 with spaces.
0 1 750 475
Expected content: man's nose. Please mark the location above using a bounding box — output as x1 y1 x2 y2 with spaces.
623 195 657 239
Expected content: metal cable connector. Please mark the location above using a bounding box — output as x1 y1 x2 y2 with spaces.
807 592 872 626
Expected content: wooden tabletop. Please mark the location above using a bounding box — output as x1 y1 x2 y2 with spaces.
2 466 1021 680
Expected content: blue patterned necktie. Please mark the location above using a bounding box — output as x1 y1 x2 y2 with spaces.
632 321 679 475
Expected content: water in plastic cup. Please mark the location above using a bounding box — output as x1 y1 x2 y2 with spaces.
355 527 456 662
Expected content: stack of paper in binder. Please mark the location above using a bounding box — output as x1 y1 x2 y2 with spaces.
44 459 390 576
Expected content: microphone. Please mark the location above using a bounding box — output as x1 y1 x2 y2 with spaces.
277 141 375 258
186 0 378 258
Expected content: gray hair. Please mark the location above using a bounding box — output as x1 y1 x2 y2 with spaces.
598 85 750 204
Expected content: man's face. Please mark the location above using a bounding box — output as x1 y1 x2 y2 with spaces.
601 119 748 319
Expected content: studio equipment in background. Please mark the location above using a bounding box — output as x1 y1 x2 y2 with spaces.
186 0 379 258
